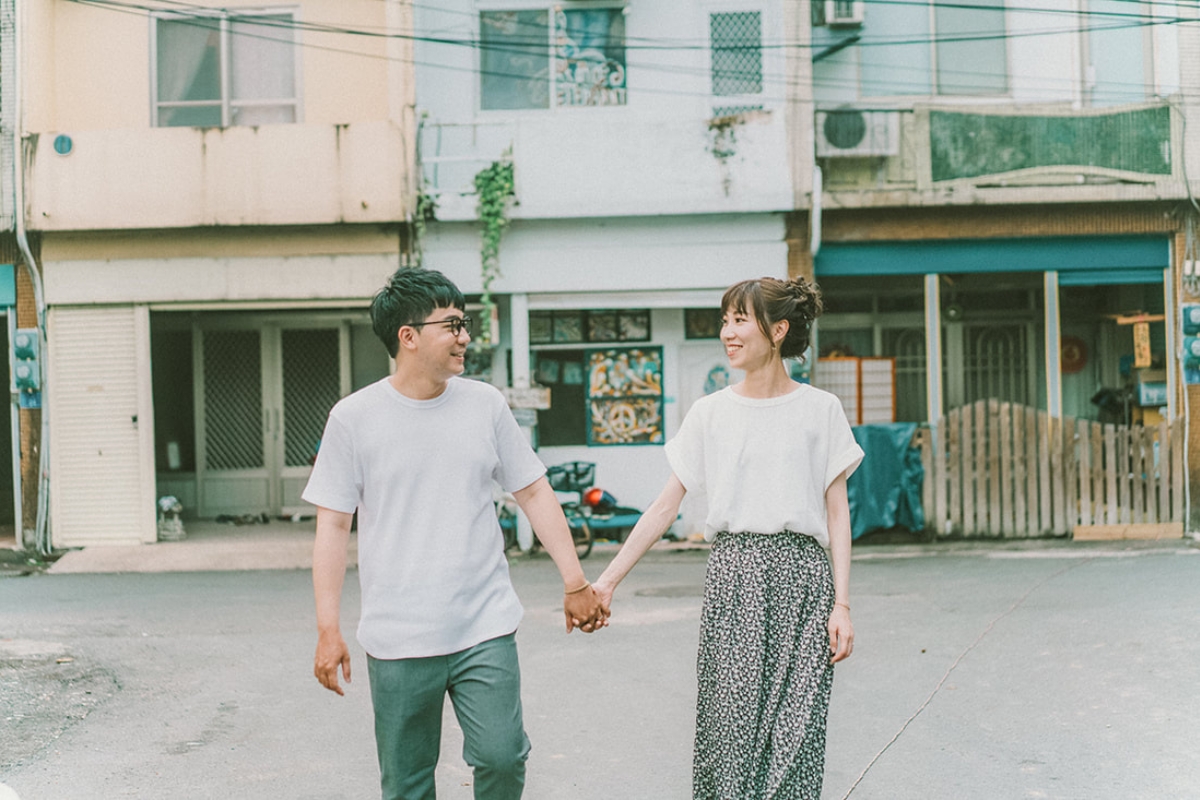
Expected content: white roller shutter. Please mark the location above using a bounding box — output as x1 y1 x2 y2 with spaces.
49 306 156 546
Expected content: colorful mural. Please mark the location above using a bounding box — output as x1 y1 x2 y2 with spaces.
586 347 664 445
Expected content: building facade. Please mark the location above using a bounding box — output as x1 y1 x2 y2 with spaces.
413 1 807 528
19 0 416 546
806 0 1200 534
12 0 1200 546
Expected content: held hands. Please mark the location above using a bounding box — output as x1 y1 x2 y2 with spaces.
314 629 352 696
828 602 854 664
563 581 611 633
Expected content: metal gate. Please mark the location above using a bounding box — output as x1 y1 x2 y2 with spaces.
196 321 348 518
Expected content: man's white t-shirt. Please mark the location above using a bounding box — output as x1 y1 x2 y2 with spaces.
302 377 545 659
664 384 864 547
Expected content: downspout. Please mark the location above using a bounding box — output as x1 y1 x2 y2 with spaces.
11 0 50 555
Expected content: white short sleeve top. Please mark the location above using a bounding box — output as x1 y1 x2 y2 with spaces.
664 384 863 547
302 377 546 659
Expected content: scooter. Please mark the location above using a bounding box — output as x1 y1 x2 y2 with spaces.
581 486 645 543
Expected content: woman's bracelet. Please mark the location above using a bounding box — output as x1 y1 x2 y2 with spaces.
564 581 591 595
834 601 850 611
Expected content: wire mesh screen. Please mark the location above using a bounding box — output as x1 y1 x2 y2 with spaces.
203 330 264 471
710 12 762 96
282 329 341 468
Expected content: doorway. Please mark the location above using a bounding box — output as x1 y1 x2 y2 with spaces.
152 311 390 519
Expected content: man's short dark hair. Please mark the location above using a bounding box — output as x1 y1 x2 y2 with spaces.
371 268 466 357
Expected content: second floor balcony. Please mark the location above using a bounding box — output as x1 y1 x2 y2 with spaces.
418 109 795 222
25 121 412 232
815 100 1187 208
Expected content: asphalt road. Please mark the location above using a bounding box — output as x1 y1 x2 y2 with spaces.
2 539 1199 799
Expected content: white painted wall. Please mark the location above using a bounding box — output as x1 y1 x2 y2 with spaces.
425 213 788 296
813 0 1172 107
415 0 793 219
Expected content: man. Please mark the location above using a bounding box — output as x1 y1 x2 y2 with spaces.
305 267 607 800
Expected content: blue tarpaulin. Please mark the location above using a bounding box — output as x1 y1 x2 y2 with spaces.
846 423 925 539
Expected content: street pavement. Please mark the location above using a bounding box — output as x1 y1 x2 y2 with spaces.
2 537 1199 799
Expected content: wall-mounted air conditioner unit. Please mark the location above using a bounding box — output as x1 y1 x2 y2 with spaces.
824 0 863 26
815 110 900 157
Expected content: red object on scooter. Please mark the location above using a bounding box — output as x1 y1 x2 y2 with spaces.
584 487 618 512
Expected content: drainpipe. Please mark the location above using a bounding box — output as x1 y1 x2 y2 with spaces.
11 0 50 555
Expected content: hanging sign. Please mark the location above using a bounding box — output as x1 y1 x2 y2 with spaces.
1132 321 1152 369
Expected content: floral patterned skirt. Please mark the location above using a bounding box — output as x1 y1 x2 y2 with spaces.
694 531 835 800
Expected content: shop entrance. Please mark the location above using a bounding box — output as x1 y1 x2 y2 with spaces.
152 311 390 519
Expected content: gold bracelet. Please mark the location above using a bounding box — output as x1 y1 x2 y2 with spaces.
564 581 591 595
835 601 850 611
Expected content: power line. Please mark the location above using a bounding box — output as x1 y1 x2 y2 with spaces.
70 0 1200 51
62 0 1197 107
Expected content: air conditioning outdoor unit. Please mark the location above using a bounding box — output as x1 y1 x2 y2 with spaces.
815 110 900 158
824 0 863 26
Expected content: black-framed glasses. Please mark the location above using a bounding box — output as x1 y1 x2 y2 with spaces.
406 315 473 337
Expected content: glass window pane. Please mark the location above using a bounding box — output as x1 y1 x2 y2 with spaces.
935 0 1007 95
858 1 931 97
157 17 221 103
710 12 762 96
556 9 626 107
1088 0 1147 105
480 10 550 110
158 104 222 127
231 14 296 101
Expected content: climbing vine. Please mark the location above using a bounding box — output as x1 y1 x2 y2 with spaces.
474 159 515 344
410 186 437 267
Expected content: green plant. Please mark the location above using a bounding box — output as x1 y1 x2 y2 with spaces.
474 159 515 344
410 187 437 267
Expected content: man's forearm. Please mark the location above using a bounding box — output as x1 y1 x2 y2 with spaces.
313 509 353 631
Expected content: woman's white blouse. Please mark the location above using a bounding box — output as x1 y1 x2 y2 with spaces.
664 384 864 547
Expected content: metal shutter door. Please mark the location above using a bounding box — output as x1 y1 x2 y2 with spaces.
49 306 156 546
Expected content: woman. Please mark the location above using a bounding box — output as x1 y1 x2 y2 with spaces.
593 276 863 800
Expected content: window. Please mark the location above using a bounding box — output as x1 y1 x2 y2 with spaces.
710 12 763 97
529 309 650 345
153 10 298 128
847 0 1007 98
685 308 722 339
480 7 627 110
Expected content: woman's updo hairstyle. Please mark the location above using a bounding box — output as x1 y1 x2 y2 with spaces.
720 276 823 360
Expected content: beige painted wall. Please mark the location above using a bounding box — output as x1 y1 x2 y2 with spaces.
40 225 400 305
22 1 415 230
30 0 401 131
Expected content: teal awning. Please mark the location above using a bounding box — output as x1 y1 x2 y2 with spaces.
815 236 1168 281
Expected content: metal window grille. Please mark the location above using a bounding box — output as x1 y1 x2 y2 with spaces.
712 104 763 118
964 325 1031 407
710 12 763 96
884 328 928 422
281 329 341 468
203 330 264 471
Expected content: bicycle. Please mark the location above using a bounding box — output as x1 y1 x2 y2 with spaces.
495 461 594 559
545 461 595 560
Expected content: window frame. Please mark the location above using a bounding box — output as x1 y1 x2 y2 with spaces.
150 7 303 128
707 8 765 106
475 2 629 114
704 3 785 117
838 0 1010 101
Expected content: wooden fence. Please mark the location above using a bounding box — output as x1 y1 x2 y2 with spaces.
915 399 1185 537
